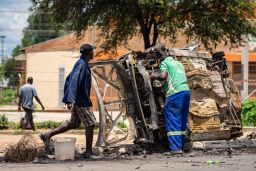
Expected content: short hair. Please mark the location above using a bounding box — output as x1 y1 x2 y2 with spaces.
80 44 96 55
27 76 33 83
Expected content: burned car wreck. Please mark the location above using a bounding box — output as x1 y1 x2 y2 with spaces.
90 47 242 147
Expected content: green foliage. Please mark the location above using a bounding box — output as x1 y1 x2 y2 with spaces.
32 0 256 51
12 45 22 57
21 6 71 48
117 121 127 129
11 4 70 58
241 100 256 126
35 121 63 129
1 121 62 130
1 58 19 86
0 114 9 129
0 64 4 81
0 89 17 105
8 121 21 130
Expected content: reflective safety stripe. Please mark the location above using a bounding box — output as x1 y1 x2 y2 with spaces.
167 131 186 136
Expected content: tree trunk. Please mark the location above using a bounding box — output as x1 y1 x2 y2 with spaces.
135 1 152 50
151 22 159 46
143 28 151 49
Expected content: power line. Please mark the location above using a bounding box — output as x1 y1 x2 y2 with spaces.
0 10 51 14
0 10 31 14
0 29 73 32
0 23 71 27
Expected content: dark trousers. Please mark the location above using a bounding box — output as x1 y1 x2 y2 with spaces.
23 108 35 130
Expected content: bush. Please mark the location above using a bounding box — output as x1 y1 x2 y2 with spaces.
8 121 21 130
241 100 256 126
0 89 17 105
0 120 63 130
35 121 63 129
0 114 9 129
117 121 127 129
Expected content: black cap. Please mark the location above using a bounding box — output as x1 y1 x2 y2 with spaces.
80 44 96 55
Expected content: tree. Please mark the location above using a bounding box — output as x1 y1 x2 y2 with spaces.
21 6 71 47
12 45 22 57
2 58 19 86
9 3 71 86
0 63 4 81
3 45 22 86
32 0 256 51
11 3 71 56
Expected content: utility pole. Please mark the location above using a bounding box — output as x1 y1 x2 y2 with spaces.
241 41 249 101
92 24 97 62
0 35 6 64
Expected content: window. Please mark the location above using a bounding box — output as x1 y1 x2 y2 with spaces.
233 62 241 74
59 66 65 107
249 62 256 74
233 62 256 74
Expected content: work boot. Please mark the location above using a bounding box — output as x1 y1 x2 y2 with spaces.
171 150 183 155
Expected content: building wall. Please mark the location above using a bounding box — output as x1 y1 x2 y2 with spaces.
26 51 78 109
25 51 114 110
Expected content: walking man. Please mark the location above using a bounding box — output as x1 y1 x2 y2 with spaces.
151 44 190 154
40 44 101 159
18 77 45 131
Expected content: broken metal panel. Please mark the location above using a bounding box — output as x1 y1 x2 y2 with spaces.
137 61 158 130
145 47 211 59
169 48 211 59
129 60 151 141
91 63 133 146
91 74 107 147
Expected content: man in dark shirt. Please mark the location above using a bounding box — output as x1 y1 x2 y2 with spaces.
40 44 101 159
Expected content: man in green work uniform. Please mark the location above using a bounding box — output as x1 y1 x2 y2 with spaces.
151 44 190 154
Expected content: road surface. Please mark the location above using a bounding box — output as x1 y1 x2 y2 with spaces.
0 153 255 171
0 111 119 123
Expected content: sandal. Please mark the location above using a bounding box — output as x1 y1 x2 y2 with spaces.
83 152 103 160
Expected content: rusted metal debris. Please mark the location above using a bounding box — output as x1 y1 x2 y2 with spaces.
90 47 242 147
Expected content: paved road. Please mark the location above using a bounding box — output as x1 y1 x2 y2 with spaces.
0 153 255 171
0 111 119 123
1 111 72 122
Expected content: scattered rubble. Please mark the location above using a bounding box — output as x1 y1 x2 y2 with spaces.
135 165 140 169
77 164 83 167
118 147 127 154
1 132 256 163
245 132 256 140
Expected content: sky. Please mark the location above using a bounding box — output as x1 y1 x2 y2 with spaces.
0 0 31 57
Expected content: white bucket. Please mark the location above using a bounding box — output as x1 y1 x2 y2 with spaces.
54 137 76 160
